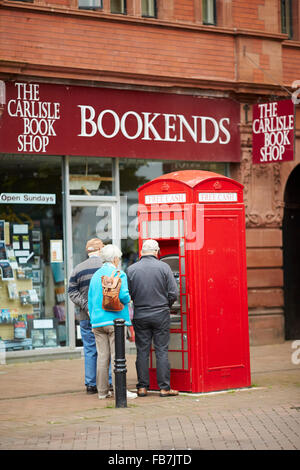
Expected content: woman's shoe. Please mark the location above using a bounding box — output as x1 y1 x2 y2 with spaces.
98 391 112 399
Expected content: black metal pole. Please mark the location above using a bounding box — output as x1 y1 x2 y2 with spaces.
113 318 127 408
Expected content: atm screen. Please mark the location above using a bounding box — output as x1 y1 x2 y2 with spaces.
160 255 181 327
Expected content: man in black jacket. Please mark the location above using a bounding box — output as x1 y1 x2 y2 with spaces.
127 239 179 397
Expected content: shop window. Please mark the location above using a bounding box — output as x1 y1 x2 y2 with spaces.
141 0 156 18
68 156 114 196
0 155 66 354
78 0 102 10
281 0 293 39
111 0 126 14
203 0 216 25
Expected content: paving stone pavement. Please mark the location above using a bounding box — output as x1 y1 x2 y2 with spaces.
0 341 299 452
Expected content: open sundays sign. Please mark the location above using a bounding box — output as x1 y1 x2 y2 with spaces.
252 99 294 164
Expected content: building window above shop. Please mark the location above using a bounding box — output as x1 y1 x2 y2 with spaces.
202 0 216 25
111 0 126 14
141 0 156 18
78 0 102 10
281 0 293 38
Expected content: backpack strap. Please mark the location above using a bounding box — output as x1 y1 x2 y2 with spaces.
109 269 121 280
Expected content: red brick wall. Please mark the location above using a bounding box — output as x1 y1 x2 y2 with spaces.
232 0 265 31
0 7 235 82
173 0 195 23
282 45 300 87
1 2 299 90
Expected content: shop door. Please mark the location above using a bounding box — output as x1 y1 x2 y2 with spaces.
69 202 119 345
71 203 119 266
283 164 300 340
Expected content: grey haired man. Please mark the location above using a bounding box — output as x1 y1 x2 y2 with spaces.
127 239 179 397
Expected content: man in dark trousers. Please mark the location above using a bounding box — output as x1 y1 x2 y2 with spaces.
127 239 179 397
68 238 112 394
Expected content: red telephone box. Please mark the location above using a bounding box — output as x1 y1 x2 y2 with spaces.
137 170 251 393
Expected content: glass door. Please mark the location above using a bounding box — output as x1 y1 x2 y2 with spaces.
68 201 120 346
71 203 119 267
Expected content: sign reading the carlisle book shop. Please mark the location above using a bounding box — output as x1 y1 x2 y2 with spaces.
252 99 294 164
0 81 241 162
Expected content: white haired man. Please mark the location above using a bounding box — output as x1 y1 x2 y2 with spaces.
127 239 179 397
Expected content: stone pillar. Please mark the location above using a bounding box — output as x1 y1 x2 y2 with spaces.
231 106 285 345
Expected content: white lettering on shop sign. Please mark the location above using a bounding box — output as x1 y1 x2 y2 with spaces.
7 83 61 153
77 105 232 144
0 193 56 204
252 102 294 163
145 193 187 204
198 192 237 202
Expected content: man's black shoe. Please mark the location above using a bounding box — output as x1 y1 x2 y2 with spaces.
86 385 98 394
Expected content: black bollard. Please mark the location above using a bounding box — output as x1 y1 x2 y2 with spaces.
114 318 127 408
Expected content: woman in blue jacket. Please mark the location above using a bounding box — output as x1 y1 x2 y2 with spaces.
88 244 136 399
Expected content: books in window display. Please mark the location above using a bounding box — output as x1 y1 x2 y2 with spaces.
44 329 57 347
0 241 7 260
32 269 42 284
0 260 14 280
31 329 44 348
19 289 39 306
0 308 19 323
16 267 34 280
0 220 4 241
31 328 58 348
14 320 27 339
4 339 32 351
19 290 31 306
7 282 18 300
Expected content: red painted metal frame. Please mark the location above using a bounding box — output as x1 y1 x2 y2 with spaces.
137 170 251 393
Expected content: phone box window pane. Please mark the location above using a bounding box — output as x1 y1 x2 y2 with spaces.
169 351 183 369
169 333 182 350
142 221 148 238
184 353 189 370
151 351 156 367
147 220 160 238
181 276 186 294
170 314 181 329
182 314 187 331
180 257 185 275
181 296 186 313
